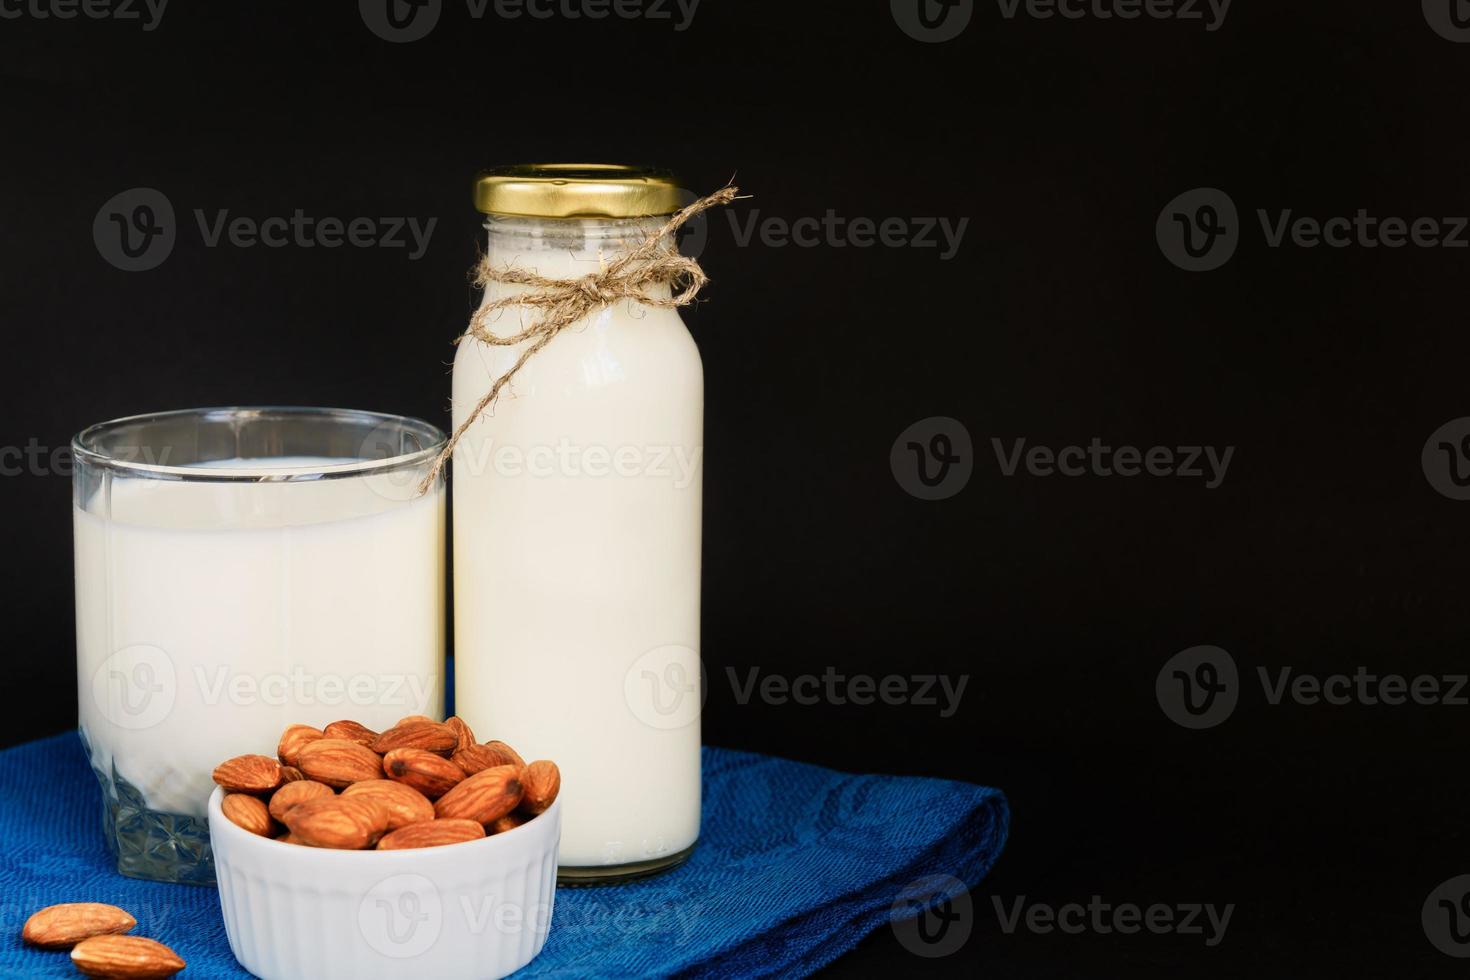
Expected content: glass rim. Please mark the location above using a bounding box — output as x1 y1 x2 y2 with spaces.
71 406 448 483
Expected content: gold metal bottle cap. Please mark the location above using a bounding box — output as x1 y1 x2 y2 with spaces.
474 164 685 218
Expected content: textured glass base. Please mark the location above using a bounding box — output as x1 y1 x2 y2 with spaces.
557 841 696 887
80 728 215 886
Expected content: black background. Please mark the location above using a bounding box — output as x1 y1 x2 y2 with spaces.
2 0 1468 975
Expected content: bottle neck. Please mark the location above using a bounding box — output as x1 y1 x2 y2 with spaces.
483 214 674 289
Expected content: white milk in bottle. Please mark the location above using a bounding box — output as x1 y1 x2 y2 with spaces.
451 165 704 881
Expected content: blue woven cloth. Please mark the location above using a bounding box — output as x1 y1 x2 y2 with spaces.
0 732 1007 978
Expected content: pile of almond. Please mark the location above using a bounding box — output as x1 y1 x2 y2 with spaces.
212 714 560 850
22 903 183 979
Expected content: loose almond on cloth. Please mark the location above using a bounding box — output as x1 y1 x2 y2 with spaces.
22 903 136 949
70 934 185 979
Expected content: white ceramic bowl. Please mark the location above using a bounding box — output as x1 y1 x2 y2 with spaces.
208 787 560 980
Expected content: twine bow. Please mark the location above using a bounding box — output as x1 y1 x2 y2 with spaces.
418 185 740 494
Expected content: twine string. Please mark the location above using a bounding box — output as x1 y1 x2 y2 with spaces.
417 185 740 494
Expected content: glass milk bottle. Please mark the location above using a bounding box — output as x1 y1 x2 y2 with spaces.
452 165 703 882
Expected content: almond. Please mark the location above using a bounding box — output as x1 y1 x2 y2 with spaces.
221 793 274 837
322 719 379 747
445 715 477 752
377 818 486 850
22 903 136 949
283 796 390 849
519 760 561 816
396 714 435 726
279 766 306 783
71 935 184 979
434 764 523 825
450 743 496 776
372 721 457 756
212 754 283 794
295 738 383 788
275 832 305 845
268 779 335 822
453 740 522 775
484 739 526 769
275 723 324 766
383 748 465 798
489 812 527 834
342 779 435 829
